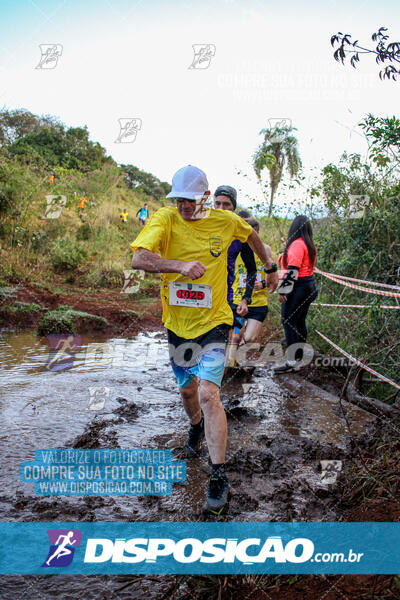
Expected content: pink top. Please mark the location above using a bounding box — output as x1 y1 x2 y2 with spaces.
279 238 316 277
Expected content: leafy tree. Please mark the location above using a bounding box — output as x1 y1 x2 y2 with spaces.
360 114 400 168
253 126 301 217
122 165 171 201
0 108 59 145
321 152 380 216
320 114 400 216
0 109 114 171
0 152 40 217
9 125 113 171
331 27 400 80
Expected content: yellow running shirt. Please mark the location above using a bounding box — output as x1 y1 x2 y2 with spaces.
130 207 252 338
232 253 268 307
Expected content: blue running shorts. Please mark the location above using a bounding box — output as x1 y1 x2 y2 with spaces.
167 324 230 389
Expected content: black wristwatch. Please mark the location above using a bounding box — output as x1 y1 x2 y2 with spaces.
264 262 277 274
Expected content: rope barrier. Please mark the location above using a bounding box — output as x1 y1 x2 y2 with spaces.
312 302 400 310
315 268 400 291
315 330 400 391
315 268 400 299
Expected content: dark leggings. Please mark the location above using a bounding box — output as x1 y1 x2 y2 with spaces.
281 276 318 359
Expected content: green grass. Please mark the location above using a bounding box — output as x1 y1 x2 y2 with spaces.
0 286 19 299
9 301 44 313
37 305 108 335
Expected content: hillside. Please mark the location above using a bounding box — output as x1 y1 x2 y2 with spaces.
0 109 173 334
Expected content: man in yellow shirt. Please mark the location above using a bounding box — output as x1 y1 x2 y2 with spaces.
130 165 278 513
120 208 128 224
227 217 273 366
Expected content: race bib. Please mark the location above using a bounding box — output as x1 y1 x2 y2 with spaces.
169 282 212 308
238 273 262 287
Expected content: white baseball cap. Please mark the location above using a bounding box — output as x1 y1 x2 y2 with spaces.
166 165 209 200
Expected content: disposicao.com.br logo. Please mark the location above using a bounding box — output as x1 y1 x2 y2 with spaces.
83 536 363 565
42 529 82 567
1 522 394 575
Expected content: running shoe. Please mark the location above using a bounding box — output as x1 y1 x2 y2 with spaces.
205 472 230 513
272 360 300 373
184 416 204 458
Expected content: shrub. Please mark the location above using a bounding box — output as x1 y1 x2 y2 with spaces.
31 231 48 250
52 239 87 272
0 286 18 299
11 301 43 313
76 223 91 241
37 305 108 335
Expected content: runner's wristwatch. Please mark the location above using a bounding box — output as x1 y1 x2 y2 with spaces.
264 262 278 274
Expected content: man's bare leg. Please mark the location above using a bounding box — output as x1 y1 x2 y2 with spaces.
225 327 244 368
243 319 263 344
199 379 227 463
226 331 239 367
180 378 202 424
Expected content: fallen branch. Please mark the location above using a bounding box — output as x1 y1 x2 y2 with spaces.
345 383 400 420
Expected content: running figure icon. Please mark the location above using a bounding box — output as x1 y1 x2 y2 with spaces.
43 334 81 372
46 335 76 370
46 531 77 566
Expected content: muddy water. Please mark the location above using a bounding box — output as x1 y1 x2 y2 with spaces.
0 329 375 598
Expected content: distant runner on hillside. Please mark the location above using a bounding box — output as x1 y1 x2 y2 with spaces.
77 192 86 220
77 192 86 210
136 204 149 226
120 208 128 224
49 171 55 184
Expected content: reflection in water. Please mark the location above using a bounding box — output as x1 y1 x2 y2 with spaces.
0 330 177 507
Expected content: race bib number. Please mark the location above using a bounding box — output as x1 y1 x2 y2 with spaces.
169 282 212 308
239 273 262 287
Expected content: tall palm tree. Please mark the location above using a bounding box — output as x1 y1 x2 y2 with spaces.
253 126 302 217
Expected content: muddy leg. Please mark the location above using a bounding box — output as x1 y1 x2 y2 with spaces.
180 378 202 425
199 380 227 463
226 330 240 366
243 319 262 344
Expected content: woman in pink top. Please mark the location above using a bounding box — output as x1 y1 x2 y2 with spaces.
274 215 318 373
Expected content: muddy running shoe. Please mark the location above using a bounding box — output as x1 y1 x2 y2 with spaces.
184 416 204 458
205 472 230 513
273 360 300 373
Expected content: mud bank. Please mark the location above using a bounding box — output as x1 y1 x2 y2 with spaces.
0 282 162 336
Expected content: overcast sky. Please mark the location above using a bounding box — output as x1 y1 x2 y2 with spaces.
0 0 399 213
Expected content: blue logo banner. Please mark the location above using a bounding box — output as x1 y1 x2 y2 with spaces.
0 522 399 574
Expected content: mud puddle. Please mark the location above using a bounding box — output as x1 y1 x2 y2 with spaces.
0 329 376 598
0 328 376 523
